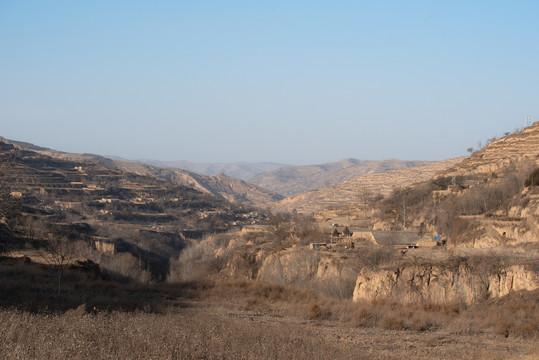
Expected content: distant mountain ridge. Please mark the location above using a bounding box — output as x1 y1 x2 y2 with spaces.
273 158 464 214
274 122 539 215
112 160 284 206
250 158 432 197
136 159 290 181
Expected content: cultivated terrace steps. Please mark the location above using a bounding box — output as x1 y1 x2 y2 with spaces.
447 122 539 177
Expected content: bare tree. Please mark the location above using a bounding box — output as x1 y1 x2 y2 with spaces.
486 136 497 145
0 151 22 252
476 141 483 150
266 214 291 243
42 234 76 295
392 187 410 230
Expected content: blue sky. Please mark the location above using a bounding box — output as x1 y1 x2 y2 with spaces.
1 1 538 164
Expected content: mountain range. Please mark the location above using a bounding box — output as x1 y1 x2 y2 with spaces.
9 139 441 208
272 158 464 214
111 160 284 206
249 158 431 197
135 159 290 181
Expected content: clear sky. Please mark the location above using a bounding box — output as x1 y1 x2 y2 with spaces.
1 1 538 164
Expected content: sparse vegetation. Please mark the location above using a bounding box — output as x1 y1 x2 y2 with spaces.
525 167 539 187
0 152 22 251
1 131 538 359
1 273 536 359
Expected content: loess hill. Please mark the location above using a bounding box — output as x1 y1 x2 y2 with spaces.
273 158 463 214
112 160 283 206
9 139 284 207
136 159 289 181
316 122 539 251
250 158 431 197
0 138 268 279
1 128 538 357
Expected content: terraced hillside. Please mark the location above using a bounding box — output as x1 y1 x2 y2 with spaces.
273 158 463 214
335 123 539 248
444 121 539 177
113 160 283 206
138 159 288 181
250 158 430 197
8 139 283 207
0 139 266 278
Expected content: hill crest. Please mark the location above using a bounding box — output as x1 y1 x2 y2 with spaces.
6 139 283 207
250 158 431 197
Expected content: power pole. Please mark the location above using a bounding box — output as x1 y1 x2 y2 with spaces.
402 193 407 230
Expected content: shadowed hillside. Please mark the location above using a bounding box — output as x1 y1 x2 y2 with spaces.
0 138 267 280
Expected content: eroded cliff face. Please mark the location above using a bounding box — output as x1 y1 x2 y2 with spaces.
353 263 538 305
255 250 357 289
256 251 320 285
448 188 539 248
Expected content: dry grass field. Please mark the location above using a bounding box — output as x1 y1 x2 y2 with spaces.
1 302 537 360
2 133 539 359
1 279 537 360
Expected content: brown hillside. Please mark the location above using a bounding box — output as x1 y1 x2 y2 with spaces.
273 158 463 214
444 121 539 177
8 140 283 207
113 161 283 206
342 123 539 248
0 138 268 279
250 158 430 197
139 159 288 181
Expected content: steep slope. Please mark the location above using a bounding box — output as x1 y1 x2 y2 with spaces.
7 139 283 207
0 138 267 278
434 123 539 247
444 121 539 177
358 122 539 245
137 159 289 181
7 139 119 169
250 158 431 197
353 262 538 306
273 158 463 214
112 161 283 206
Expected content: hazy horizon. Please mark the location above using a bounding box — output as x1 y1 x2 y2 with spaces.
5 137 437 167
1 1 538 164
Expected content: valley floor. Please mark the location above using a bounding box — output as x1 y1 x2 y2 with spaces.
1 297 537 360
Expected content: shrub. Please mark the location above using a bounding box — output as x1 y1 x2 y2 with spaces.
355 245 395 268
306 302 331 320
524 168 539 187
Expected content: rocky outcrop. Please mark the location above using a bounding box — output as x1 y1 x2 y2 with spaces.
353 263 538 305
447 187 539 248
257 250 319 285
256 250 357 290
